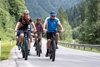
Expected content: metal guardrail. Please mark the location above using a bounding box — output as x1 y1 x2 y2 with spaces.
58 41 100 51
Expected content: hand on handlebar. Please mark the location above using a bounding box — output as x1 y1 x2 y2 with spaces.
15 29 18 32
60 29 64 33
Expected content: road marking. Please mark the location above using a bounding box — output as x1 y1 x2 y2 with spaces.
24 61 34 67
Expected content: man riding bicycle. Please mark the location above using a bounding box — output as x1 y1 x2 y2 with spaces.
15 10 36 54
33 18 43 53
43 11 64 57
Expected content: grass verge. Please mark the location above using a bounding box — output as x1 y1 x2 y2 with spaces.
0 40 15 61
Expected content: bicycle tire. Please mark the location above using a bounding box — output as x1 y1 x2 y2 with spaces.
21 47 25 58
36 41 41 57
22 51 25 58
49 41 53 59
38 42 41 57
50 54 52 59
24 39 28 60
52 40 56 61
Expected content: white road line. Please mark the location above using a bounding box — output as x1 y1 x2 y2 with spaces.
24 61 34 67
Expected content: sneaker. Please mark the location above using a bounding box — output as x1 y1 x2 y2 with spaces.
45 49 50 57
45 52 49 57
56 43 59 49
56 45 58 49
18 42 21 50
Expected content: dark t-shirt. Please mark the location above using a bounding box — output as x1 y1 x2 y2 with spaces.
18 18 32 30
35 23 43 32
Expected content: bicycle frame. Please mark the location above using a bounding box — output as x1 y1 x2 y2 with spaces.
35 32 42 57
22 30 29 60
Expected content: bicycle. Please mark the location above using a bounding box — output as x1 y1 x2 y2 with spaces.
35 32 42 57
47 31 60 62
21 30 30 60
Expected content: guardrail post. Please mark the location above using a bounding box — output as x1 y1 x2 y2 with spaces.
73 45 75 48
90 48 92 51
83 46 85 50
0 38 1 57
78 46 80 49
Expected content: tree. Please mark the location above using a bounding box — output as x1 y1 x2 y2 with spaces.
57 7 72 42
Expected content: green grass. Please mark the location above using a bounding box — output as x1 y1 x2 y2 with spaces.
60 44 100 53
0 40 15 61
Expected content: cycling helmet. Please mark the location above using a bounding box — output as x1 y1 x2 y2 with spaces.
37 17 41 21
23 10 29 14
50 11 56 16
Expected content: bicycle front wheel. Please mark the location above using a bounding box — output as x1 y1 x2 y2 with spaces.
24 39 28 60
52 40 56 61
37 42 41 57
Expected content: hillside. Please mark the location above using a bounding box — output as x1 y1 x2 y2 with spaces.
66 0 89 28
24 0 82 19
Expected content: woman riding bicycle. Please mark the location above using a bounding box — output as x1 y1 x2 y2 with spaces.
14 10 36 54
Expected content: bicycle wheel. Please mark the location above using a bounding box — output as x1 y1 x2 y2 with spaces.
50 54 52 59
35 42 38 55
22 51 25 58
24 39 28 60
49 41 53 59
37 42 41 57
52 40 56 61
21 47 25 58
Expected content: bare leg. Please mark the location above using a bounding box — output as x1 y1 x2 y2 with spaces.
55 33 59 49
19 33 24 43
55 33 59 43
47 39 51 49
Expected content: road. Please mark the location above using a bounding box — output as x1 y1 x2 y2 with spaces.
11 38 100 67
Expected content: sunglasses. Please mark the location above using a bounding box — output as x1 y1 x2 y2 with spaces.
51 15 55 17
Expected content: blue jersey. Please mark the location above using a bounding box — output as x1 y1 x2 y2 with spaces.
45 17 60 32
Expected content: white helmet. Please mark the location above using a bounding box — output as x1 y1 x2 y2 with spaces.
23 10 29 14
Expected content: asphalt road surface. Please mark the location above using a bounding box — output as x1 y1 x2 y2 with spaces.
14 38 100 67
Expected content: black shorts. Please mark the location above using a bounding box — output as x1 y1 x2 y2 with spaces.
19 30 31 38
46 32 56 39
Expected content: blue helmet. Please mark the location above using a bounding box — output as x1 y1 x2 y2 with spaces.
50 11 56 16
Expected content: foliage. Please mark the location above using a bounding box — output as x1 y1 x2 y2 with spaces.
0 40 15 60
0 0 26 40
57 8 72 42
66 0 89 28
72 0 100 44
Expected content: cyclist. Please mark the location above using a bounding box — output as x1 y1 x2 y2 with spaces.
15 25 33 47
33 18 43 53
43 11 64 57
14 10 36 54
